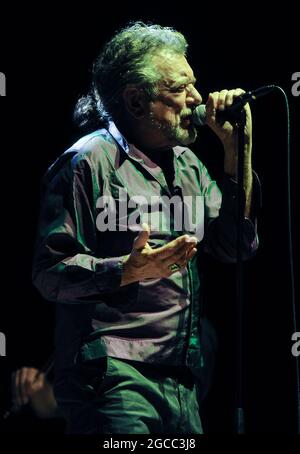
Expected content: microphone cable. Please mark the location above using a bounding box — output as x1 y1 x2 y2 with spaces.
274 85 300 434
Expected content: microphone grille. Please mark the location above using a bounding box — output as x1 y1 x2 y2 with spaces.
192 104 206 126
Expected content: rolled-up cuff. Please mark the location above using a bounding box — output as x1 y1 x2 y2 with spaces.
95 256 124 293
221 170 262 222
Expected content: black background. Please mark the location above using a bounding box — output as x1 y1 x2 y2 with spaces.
0 2 299 435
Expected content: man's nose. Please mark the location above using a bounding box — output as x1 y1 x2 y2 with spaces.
186 86 202 106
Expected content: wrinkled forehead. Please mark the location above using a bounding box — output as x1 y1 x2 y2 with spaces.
151 52 195 86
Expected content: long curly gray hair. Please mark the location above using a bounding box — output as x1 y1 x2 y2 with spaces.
73 22 188 131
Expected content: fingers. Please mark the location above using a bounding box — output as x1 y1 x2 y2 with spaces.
132 226 198 260
123 229 198 284
162 240 197 267
165 248 197 272
205 93 217 121
153 235 197 260
12 367 40 406
133 223 150 251
186 246 198 262
13 368 28 406
206 88 246 115
123 232 198 284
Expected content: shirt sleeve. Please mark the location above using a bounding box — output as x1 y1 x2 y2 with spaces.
32 155 124 304
200 163 261 263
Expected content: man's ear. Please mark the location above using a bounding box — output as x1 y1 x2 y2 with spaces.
123 86 147 119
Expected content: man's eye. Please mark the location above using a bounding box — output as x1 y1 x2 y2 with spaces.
172 85 186 93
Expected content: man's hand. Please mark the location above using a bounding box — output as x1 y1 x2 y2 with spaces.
205 88 252 148
12 367 57 418
12 367 45 406
205 89 252 176
205 89 253 217
121 224 198 286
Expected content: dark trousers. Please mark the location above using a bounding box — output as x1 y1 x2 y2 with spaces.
54 356 203 434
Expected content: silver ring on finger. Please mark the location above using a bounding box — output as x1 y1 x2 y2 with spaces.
168 263 181 272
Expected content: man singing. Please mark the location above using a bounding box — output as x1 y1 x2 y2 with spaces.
33 22 259 434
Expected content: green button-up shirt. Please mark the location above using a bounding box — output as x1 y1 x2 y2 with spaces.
33 122 259 382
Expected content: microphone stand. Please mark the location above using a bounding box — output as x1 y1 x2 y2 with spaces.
217 103 247 432
233 108 247 433
219 105 248 432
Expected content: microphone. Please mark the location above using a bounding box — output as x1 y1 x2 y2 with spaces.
192 85 275 126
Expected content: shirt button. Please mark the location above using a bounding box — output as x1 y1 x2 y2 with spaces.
190 337 198 347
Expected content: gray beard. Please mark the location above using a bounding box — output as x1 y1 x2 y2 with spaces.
149 114 198 146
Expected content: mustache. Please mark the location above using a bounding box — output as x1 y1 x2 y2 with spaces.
180 110 193 119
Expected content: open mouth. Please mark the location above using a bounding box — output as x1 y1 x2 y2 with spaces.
180 117 192 128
